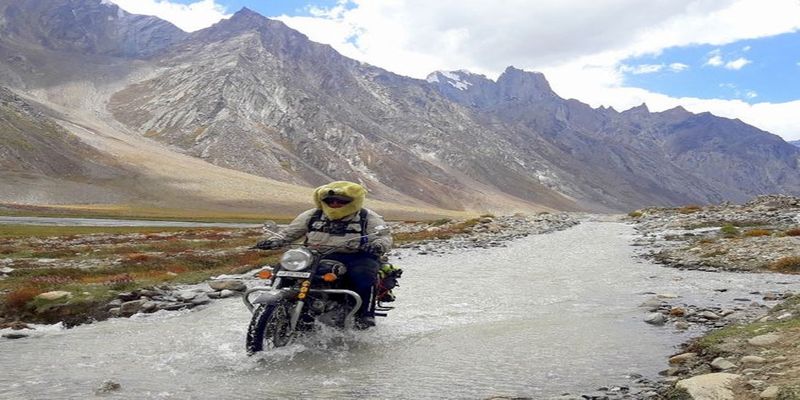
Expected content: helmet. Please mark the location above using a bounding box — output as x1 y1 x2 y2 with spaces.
313 181 366 220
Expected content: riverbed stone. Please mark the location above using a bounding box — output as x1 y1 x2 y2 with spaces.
2 333 29 339
644 312 667 325
676 373 740 400
219 289 235 298
740 355 766 365
759 386 779 399
208 280 247 292
748 334 781 347
710 357 736 371
177 291 197 301
669 352 698 364
95 380 121 395
698 311 721 320
119 300 147 316
190 293 210 305
36 291 72 301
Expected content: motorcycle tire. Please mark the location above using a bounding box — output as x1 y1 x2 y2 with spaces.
246 301 294 354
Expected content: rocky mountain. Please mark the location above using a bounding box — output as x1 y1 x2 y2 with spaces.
1 1 799 213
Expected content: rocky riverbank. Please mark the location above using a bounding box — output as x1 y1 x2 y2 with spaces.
625 195 800 400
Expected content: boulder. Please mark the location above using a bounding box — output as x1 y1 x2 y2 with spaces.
177 291 197 301
119 300 147 316
748 334 781 347
35 291 72 301
710 357 736 371
644 312 667 325
190 293 210 305
219 289 236 298
676 373 740 400
208 280 247 292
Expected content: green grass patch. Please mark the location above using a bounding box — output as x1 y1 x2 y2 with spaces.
695 316 800 351
720 224 740 237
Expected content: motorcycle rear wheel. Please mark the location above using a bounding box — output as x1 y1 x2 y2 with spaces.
246 301 294 354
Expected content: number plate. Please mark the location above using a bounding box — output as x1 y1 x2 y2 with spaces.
276 271 311 278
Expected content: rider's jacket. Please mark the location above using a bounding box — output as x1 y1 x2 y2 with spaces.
276 207 392 253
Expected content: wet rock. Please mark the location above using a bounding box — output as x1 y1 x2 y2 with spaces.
644 313 667 325
2 333 29 339
140 301 159 313
208 280 247 292
190 293 210 305
676 373 740 400
36 291 72 301
95 380 121 395
219 289 236 298
669 352 697 364
119 300 147 316
177 291 197 301
698 311 721 320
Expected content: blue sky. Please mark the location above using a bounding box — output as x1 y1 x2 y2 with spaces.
622 32 800 104
108 1 800 140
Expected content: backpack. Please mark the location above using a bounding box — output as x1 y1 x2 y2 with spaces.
305 208 369 247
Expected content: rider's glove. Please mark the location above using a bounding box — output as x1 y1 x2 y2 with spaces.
254 239 286 250
361 242 387 255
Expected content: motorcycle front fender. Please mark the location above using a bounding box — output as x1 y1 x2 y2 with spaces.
253 289 298 306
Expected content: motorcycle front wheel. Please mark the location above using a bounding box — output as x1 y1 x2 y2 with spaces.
246 301 294 354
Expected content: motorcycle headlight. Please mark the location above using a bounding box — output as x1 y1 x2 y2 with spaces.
280 248 313 271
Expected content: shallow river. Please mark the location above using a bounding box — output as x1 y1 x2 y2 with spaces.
2 222 799 399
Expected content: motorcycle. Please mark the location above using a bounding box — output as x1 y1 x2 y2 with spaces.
243 222 400 354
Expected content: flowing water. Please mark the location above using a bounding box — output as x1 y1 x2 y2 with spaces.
2 222 799 399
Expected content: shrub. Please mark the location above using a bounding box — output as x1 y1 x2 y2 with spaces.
678 205 702 214
744 229 772 237
769 256 800 273
785 228 800 237
3 287 43 310
720 224 739 237
628 211 643 218
429 218 452 227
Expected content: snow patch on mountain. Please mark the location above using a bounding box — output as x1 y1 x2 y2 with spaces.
426 70 475 91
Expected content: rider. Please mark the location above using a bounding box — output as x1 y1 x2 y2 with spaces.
256 181 393 328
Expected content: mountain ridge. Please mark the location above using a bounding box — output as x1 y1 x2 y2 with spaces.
1 0 798 214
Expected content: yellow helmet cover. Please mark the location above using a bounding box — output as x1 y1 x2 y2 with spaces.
313 181 366 220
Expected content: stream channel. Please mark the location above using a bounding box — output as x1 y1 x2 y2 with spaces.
2 221 799 399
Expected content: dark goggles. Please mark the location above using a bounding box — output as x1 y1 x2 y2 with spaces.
322 196 353 206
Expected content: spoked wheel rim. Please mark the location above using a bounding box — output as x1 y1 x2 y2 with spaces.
264 303 293 349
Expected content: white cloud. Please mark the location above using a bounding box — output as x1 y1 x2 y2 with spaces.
725 57 751 69
106 0 230 32
620 64 664 74
705 54 724 66
275 0 800 139
746 90 758 98
669 63 690 72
